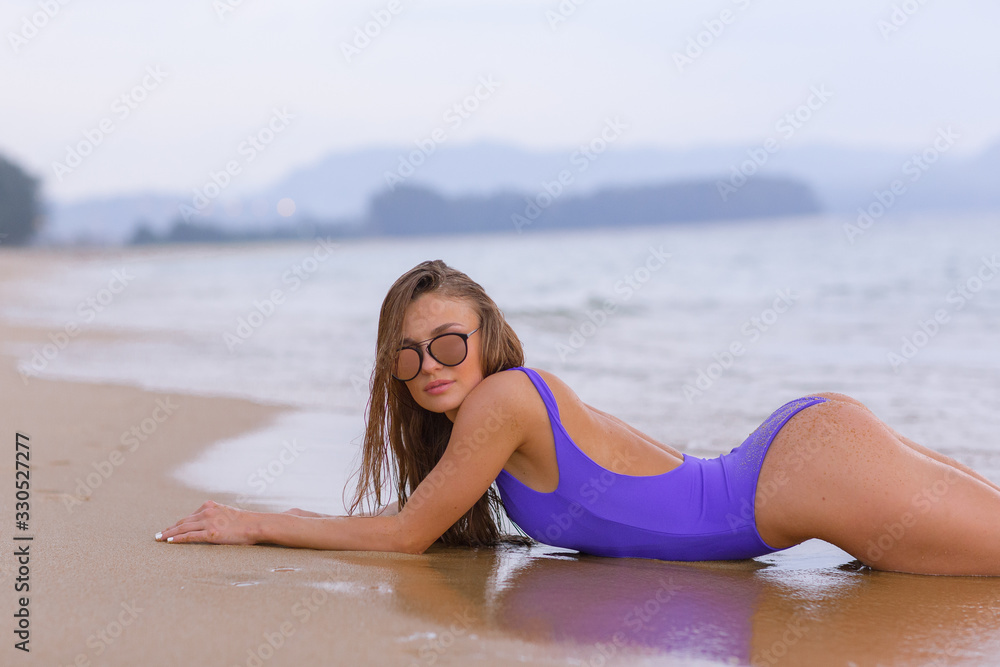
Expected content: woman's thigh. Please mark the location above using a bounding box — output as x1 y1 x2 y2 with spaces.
754 395 1000 575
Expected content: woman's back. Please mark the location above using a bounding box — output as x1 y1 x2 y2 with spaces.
494 366 828 561
499 366 685 493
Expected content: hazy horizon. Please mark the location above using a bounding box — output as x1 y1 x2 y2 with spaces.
34 135 1000 207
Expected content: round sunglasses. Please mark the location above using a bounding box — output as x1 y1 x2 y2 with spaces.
392 327 480 382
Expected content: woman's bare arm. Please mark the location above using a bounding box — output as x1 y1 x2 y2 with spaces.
161 372 525 551
283 500 400 519
252 372 526 553
264 501 402 549
157 498 404 549
282 508 329 518
253 512 404 552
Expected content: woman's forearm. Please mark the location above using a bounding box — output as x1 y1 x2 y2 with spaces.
254 511 408 553
283 508 333 518
284 500 399 519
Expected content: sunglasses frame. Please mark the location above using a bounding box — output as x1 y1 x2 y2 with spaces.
392 327 480 382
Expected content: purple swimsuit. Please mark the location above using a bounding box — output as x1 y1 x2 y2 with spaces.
494 366 828 561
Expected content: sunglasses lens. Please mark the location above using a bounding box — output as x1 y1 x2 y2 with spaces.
394 348 421 381
429 333 468 366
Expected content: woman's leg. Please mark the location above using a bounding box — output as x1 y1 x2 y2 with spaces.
890 430 1000 494
754 394 1000 576
810 391 1000 495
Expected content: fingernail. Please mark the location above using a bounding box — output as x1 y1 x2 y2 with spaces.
167 537 174 542
155 532 162 540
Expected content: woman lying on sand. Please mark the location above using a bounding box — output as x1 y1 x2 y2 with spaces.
156 260 1000 576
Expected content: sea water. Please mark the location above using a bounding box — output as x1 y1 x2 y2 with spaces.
2 212 999 514
5 212 1000 664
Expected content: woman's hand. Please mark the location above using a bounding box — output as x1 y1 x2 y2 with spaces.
155 500 259 545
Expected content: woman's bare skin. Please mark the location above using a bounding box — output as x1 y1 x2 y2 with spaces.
158 291 1000 576
754 394 1000 575
497 368 1000 575
498 367 685 494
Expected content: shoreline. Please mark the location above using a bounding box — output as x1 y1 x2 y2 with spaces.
1 324 618 666
0 248 616 666
2 244 1000 666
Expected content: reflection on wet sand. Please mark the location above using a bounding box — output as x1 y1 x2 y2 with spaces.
336 540 1000 666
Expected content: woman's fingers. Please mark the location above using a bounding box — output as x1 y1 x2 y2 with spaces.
156 518 202 542
164 529 210 544
155 500 256 545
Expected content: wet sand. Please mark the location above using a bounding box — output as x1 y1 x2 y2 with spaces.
2 245 1000 666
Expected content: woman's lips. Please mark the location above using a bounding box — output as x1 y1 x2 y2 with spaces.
425 380 453 395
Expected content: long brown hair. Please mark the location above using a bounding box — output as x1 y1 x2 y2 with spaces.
345 259 535 549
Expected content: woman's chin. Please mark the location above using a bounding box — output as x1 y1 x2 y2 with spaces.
416 394 462 414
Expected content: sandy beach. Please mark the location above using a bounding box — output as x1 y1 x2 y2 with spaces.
2 245 1000 667
0 247 669 667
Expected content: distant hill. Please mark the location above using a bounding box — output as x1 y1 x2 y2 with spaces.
368 178 822 236
252 138 1000 219
259 141 902 220
39 138 999 245
131 176 822 244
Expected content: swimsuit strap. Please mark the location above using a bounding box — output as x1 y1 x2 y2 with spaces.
506 366 561 421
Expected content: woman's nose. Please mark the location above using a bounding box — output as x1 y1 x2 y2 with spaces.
420 348 443 373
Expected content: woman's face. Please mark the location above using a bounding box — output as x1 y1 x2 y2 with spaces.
399 292 484 422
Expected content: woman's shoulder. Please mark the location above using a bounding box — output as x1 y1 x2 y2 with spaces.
473 365 535 400
483 365 558 391
451 368 545 437
464 366 546 412
473 366 580 412
513 366 581 400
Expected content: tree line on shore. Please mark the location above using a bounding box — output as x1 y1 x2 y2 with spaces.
0 149 823 247
0 154 41 246
131 176 822 245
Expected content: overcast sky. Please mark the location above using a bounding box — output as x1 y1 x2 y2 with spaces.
2 1 998 203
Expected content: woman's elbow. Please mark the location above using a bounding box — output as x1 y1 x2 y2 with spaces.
403 542 429 555
398 531 431 555
393 520 435 555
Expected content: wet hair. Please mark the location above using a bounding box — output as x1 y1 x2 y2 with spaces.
345 259 534 549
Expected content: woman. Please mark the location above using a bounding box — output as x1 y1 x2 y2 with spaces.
156 260 1000 575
